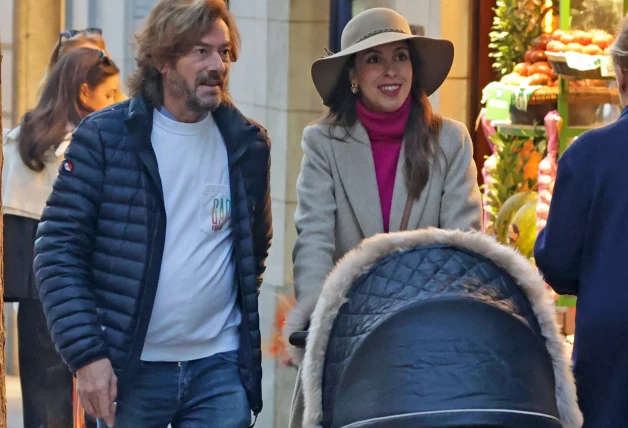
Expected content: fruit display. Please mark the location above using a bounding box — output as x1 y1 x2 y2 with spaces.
495 191 538 243
546 29 615 56
500 34 557 86
481 0 626 315
507 200 538 259
537 141 558 233
480 117 498 235
481 130 546 238
537 156 555 232
499 31 613 87
544 28 617 80
537 112 561 234
515 139 543 183
489 0 549 78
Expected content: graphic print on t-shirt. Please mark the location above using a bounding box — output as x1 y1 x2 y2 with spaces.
212 197 231 231
201 184 232 235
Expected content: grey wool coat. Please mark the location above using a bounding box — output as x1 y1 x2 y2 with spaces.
285 116 483 428
291 117 483 316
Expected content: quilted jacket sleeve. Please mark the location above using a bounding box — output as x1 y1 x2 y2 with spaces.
253 140 273 289
439 120 483 231
34 119 109 373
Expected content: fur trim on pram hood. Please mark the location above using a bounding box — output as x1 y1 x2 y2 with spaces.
292 228 583 428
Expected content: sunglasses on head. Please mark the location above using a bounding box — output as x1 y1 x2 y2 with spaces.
81 49 113 72
96 49 112 67
59 27 103 42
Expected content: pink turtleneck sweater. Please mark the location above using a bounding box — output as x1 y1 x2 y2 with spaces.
356 97 411 232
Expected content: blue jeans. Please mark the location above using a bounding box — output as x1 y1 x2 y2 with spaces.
97 350 251 428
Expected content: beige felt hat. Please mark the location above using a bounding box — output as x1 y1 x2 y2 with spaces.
312 8 454 107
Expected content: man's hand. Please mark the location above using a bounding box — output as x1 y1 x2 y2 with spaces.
77 358 117 427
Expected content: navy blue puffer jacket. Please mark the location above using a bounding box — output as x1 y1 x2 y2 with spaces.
33 95 272 415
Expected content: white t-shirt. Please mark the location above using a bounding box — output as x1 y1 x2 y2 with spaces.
141 108 240 362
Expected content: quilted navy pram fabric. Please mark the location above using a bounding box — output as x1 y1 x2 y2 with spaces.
321 244 544 426
288 229 583 428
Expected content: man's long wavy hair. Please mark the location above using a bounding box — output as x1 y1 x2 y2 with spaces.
324 41 443 201
128 0 241 107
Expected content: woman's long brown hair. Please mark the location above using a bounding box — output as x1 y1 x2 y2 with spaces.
323 41 443 200
19 48 119 172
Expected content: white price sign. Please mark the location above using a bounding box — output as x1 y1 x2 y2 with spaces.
600 56 616 78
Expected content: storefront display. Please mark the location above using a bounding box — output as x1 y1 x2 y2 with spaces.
480 0 627 313
488 0 551 79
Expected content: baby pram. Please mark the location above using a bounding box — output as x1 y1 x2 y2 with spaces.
286 229 582 428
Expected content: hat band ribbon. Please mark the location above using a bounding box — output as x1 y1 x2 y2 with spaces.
352 28 407 46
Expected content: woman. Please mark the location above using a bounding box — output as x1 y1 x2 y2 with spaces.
43 27 126 102
534 14 628 428
285 8 482 426
3 48 120 428
49 28 106 70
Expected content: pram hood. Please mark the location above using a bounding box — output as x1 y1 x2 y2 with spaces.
285 228 582 428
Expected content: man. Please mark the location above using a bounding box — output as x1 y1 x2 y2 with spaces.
33 1 272 427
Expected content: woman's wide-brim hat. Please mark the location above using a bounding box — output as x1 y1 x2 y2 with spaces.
312 8 454 107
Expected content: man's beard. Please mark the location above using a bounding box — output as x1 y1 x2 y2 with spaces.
166 69 225 113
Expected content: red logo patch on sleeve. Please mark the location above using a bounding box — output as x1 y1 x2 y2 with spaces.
63 161 74 172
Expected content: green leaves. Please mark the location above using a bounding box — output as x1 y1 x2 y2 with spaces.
489 0 547 78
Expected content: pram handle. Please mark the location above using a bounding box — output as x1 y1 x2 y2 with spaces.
289 330 309 348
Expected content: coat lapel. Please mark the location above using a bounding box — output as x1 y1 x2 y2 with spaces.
330 122 384 237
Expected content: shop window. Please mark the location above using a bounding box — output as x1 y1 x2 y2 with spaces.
329 0 352 52
352 0 365 15
330 0 371 52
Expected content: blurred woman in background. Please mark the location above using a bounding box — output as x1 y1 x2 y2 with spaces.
43 27 126 102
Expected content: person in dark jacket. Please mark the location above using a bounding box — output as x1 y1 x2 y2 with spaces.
534 14 628 428
33 1 272 427
3 48 120 428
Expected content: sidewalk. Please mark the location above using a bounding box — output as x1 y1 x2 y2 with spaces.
7 375 24 428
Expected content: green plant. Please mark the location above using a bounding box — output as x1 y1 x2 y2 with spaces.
489 0 549 78
481 131 547 229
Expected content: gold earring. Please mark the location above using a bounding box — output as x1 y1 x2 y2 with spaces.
351 83 360 94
